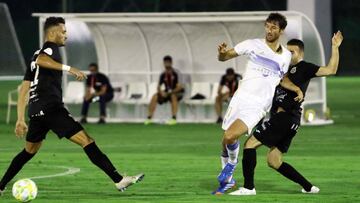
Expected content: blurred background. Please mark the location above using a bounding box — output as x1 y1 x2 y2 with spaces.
0 0 358 124
0 2 359 202
1 0 359 75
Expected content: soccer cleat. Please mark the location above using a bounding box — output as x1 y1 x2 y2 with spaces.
212 178 236 195
144 119 152 125
0 188 4 196
302 186 320 194
98 118 106 124
115 173 145 192
216 117 223 124
229 187 256 196
166 119 177 125
79 118 87 124
217 162 237 183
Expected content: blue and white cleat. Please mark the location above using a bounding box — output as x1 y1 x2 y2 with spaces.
212 178 236 195
217 162 237 183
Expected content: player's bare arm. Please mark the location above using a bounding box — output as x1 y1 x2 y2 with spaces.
280 75 304 102
36 54 87 81
217 42 238 61
15 81 30 138
94 85 107 97
316 31 343 76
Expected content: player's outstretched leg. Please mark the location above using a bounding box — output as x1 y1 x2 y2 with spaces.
212 144 237 195
69 130 144 192
213 119 247 195
0 142 41 193
267 147 319 194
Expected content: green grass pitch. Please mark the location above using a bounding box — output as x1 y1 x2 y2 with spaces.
0 77 359 202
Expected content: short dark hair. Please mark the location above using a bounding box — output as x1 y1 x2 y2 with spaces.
266 13 287 30
287 39 305 51
44 17 65 31
163 55 172 62
89 62 98 69
226 68 235 75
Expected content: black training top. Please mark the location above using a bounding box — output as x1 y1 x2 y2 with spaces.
271 60 320 116
159 70 179 92
24 41 63 118
86 73 114 95
219 74 242 97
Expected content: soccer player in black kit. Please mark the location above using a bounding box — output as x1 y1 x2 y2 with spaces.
231 31 343 195
0 17 144 196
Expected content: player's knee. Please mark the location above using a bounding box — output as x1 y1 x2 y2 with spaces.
83 137 94 147
71 131 95 148
244 138 250 148
244 137 256 149
25 142 42 154
223 130 238 144
25 147 39 154
267 154 281 169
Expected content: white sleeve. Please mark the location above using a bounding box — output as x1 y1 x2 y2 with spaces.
234 39 253 56
283 51 292 74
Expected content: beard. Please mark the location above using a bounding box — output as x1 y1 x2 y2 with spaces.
266 34 278 43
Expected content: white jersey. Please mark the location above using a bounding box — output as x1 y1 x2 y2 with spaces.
234 38 291 111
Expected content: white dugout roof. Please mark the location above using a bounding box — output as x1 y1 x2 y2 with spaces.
32 11 330 124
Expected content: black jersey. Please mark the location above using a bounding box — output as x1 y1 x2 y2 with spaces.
159 70 179 92
271 60 320 116
24 41 63 118
219 74 242 97
86 73 114 95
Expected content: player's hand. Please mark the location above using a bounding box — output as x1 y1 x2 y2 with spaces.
15 120 28 139
332 31 343 48
69 67 87 81
159 91 168 98
218 42 228 54
294 89 304 102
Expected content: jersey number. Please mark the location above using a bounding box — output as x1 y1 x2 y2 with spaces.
30 61 39 86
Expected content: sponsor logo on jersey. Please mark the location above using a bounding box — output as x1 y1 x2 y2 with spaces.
43 48 53 56
290 67 297 74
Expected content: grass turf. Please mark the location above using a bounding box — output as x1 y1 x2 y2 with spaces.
0 77 359 202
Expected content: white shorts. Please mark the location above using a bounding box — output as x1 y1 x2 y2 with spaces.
222 92 266 135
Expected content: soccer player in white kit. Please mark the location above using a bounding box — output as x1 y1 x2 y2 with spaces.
213 13 304 195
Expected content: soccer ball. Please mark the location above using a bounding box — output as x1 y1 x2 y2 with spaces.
12 179 38 202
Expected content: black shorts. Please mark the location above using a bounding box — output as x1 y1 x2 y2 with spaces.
26 107 83 143
157 92 184 105
253 112 300 153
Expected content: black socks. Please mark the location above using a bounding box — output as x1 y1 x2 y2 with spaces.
0 143 124 190
277 162 313 191
0 149 35 190
84 142 123 183
242 148 257 190
242 148 313 191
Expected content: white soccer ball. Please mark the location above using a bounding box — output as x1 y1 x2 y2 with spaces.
12 179 38 202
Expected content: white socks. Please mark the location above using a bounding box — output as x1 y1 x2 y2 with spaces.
226 141 240 165
221 156 228 169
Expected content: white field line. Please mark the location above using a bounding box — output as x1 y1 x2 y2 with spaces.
28 165 80 180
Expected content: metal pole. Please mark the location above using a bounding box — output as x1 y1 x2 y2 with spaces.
62 0 67 13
